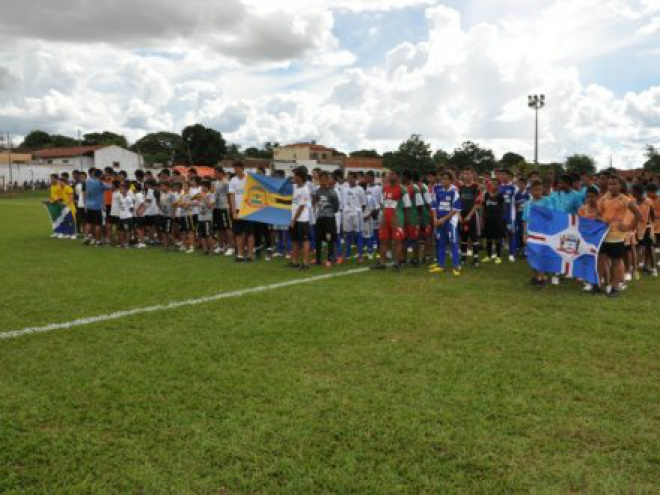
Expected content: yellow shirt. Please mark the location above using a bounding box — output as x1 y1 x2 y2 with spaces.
50 184 63 203
61 185 76 214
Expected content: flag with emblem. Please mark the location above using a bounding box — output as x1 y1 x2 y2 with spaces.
526 205 609 285
238 173 293 225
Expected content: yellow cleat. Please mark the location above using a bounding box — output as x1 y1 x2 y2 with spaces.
428 263 438 269
428 267 444 274
481 256 492 263
494 257 502 265
452 268 461 277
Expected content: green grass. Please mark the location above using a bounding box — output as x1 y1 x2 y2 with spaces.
1 195 660 495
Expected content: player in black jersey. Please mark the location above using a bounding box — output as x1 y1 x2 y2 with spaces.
458 169 482 267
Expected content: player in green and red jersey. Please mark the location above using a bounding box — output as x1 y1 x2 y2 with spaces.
402 170 420 266
371 170 410 271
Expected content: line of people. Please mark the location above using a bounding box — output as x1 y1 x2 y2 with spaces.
47 163 660 296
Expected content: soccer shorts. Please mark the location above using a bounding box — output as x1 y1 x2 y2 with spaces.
315 217 337 243
600 241 625 260
362 218 375 239
213 208 232 231
290 221 311 243
119 218 133 232
379 224 405 241
197 220 212 239
342 211 362 233
85 209 103 226
405 225 419 240
178 215 194 232
159 217 173 234
460 216 480 243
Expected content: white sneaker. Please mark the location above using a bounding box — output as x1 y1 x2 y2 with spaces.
273 252 283 258
186 248 195 254
213 247 223 254
583 284 593 292
624 273 632 282
508 255 516 263
225 248 235 256
50 233 58 238
137 243 147 249
69 235 77 240
653 269 658 278
551 276 560 286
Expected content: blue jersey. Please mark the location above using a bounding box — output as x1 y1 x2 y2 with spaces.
499 183 518 221
515 189 530 216
548 189 585 215
433 186 461 225
522 196 553 223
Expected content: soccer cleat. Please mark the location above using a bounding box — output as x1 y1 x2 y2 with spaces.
428 267 444 274
428 263 438 269
551 276 560 285
336 257 344 265
633 271 641 281
508 255 516 263
481 256 492 263
624 273 633 282
186 248 194 254
324 261 332 269
653 269 659 278
583 284 593 292
225 248 235 256
452 268 461 277
213 247 223 254
494 257 502 265
369 263 387 270
69 235 77 240
608 288 620 298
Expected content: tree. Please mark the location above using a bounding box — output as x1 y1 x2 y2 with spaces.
181 124 226 165
49 134 78 148
565 154 596 175
432 149 450 167
539 163 565 178
500 152 526 168
384 134 435 175
132 131 186 166
83 131 128 148
19 130 52 150
226 143 243 159
448 141 496 174
643 145 660 173
244 142 278 159
350 149 380 158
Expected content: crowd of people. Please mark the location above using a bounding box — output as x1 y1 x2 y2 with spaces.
46 162 660 297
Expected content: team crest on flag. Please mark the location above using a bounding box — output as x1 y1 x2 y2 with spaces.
44 202 76 236
526 205 609 285
238 173 293 225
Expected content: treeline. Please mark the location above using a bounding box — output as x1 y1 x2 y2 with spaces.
16 127 660 174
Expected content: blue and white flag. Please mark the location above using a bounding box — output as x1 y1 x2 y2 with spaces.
526 206 609 285
44 202 76 236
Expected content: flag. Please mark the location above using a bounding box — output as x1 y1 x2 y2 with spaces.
526 205 609 285
44 202 76 236
238 173 293 225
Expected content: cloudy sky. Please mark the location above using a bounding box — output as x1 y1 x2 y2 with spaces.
1 0 659 167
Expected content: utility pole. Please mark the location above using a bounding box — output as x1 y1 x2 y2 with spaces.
528 94 546 164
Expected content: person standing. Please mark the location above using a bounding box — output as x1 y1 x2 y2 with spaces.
228 161 254 262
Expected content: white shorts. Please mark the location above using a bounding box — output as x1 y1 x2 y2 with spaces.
342 211 362 233
362 218 375 239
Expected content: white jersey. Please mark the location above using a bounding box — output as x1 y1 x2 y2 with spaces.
144 189 160 216
292 184 312 222
342 185 367 214
190 186 202 215
118 195 134 220
133 192 145 217
75 183 85 208
228 176 246 212
367 184 383 209
110 191 122 217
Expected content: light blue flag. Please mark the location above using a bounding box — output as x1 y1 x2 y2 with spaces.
526 205 609 285
237 173 294 226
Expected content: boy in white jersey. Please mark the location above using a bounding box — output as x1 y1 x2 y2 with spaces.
362 186 379 259
342 172 367 262
158 181 175 249
290 167 312 269
143 178 161 245
117 182 134 249
196 180 215 255
133 182 147 249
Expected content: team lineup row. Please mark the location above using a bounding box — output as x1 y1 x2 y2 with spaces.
47 162 660 296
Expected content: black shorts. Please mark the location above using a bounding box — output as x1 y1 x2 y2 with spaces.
197 220 212 239
213 209 232 231
484 217 505 239
638 229 654 247
144 215 158 227
233 218 254 236
192 214 199 229
119 218 133 232
133 217 145 228
105 205 112 217
315 217 337 243
85 209 103 226
460 215 480 243
600 241 625 260
159 217 173 234
178 216 194 232
290 221 311 243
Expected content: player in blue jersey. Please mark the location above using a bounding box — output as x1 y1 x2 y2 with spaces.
498 169 518 262
515 176 530 257
429 171 462 276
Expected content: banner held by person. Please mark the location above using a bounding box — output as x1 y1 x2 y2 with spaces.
526 205 608 285
43 202 76 237
238 173 293 225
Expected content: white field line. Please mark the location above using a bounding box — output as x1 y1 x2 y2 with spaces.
0 268 369 341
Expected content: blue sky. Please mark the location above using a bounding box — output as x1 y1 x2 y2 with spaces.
0 0 659 167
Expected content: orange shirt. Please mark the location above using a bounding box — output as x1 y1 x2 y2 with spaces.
578 204 598 220
103 179 113 206
598 193 632 242
652 197 660 233
635 198 653 239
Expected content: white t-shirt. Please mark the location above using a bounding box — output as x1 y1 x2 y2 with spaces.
292 184 311 222
190 186 202 215
75 183 85 208
342 185 366 214
174 192 183 218
118 195 134 220
110 191 122 217
133 192 145 217
144 189 160 216
228 176 246 212
368 184 383 209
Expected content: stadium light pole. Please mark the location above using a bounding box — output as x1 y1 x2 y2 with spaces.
528 94 545 164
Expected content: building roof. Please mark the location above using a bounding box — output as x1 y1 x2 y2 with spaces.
35 145 105 159
343 157 384 169
172 166 216 178
281 143 337 152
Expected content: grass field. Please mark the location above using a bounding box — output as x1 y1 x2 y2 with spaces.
2 194 660 495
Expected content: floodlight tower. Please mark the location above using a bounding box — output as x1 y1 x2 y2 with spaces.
528 94 545 164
